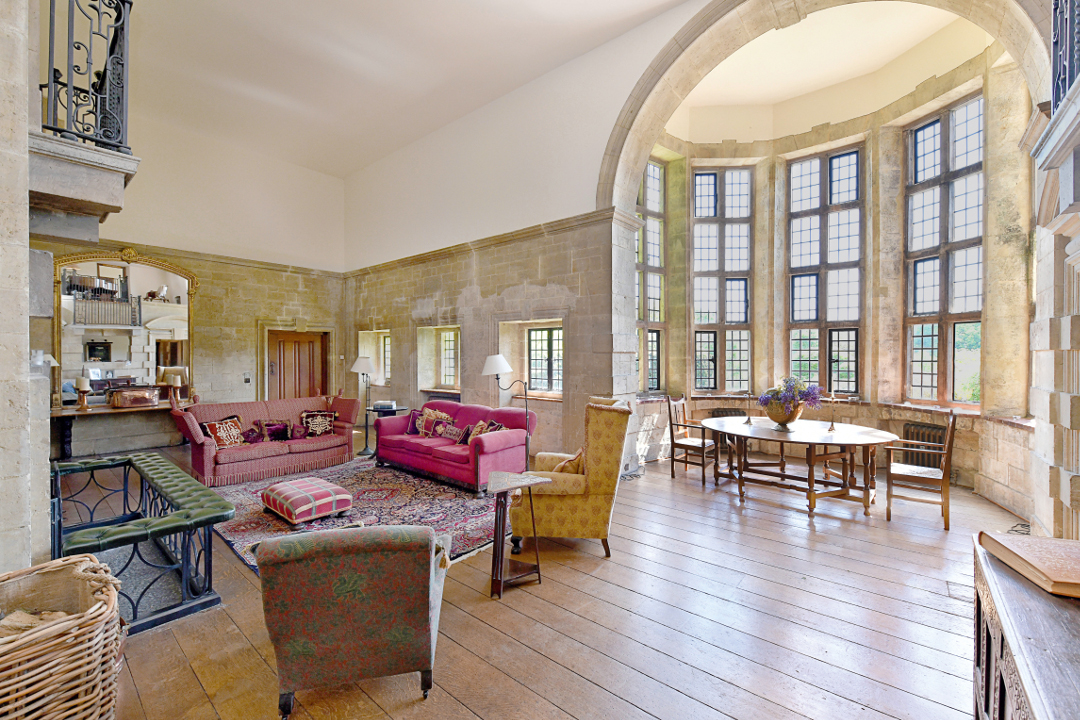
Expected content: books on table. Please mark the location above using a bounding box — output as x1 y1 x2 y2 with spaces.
977 531 1080 598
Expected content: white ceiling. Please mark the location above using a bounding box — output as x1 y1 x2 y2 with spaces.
129 0 687 178
681 3 964 108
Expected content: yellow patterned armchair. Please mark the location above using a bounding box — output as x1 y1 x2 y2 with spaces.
510 398 632 557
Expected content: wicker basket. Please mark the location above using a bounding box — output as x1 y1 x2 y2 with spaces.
0 555 124 719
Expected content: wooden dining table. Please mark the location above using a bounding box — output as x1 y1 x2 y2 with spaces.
700 416 898 515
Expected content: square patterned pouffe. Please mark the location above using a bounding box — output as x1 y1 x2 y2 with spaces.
262 477 353 525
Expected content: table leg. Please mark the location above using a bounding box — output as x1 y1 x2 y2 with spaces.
737 437 746 500
869 446 879 505
490 491 509 598
805 445 816 514
711 428 721 483
57 417 73 460
528 487 543 575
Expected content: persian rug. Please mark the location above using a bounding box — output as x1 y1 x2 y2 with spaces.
211 458 503 573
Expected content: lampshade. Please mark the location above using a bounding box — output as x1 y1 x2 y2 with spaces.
481 354 513 376
350 356 375 375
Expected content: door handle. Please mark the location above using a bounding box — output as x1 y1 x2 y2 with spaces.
269 362 276 376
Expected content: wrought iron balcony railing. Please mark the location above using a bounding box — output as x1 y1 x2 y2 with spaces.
1054 0 1080 111
40 0 132 154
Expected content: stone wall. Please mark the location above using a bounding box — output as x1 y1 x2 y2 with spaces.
345 209 632 453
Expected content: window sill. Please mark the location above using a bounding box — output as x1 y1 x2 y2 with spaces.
420 388 460 397
513 394 561 403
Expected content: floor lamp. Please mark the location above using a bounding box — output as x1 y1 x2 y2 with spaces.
481 353 530 472
351 356 375 456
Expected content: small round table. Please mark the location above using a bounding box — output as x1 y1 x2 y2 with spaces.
700 416 898 515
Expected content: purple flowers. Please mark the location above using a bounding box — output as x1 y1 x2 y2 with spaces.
758 376 823 413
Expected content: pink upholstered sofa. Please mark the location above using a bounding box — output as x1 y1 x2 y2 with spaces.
171 397 360 487
374 400 536 494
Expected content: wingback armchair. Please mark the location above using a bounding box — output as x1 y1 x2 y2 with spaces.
256 526 452 718
509 398 632 557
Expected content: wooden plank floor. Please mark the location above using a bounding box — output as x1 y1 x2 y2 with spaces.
96 446 1018 720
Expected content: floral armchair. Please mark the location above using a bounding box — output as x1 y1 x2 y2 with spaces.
509 398 632 557
256 526 451 718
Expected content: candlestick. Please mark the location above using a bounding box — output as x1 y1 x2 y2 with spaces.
75 376 90 392
76 389 90 411
828 389 836 433
744 390 753 424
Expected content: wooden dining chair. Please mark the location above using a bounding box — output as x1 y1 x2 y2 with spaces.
884 412 958 530
667 396 717 485
709 408 747 480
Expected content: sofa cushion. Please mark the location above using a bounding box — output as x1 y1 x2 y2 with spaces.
203 418 245 448
186 402 266 430
378 434 413 450
284 434 348 453
432 444 472 465
215 442 288 465
300 410 338 437
400 437 456 455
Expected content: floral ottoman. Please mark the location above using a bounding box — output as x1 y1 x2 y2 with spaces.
261 477 353 524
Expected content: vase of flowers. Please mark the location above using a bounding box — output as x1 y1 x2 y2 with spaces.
758 377 822 430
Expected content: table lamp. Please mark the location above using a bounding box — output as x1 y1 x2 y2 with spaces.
481 354 530 472
351 356 376 456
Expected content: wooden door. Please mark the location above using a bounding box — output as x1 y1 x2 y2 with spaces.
268 331 328 400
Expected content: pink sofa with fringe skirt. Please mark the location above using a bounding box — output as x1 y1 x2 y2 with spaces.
374 400 536 494
171 396 360 487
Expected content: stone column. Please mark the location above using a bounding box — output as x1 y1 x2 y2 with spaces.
665 157 689 396
752 156 775 394
983 59 1032 416
770 156 787 388
872 126 906 404
0 0 33 571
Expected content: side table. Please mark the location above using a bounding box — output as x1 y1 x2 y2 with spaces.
487 471 551 599
360 405 408 457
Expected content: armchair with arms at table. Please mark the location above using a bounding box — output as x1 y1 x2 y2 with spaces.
256 525 452 718
884 411 958 530
509 398 632 558
667 395 718 485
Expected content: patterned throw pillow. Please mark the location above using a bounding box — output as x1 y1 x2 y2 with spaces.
258 419 292 442
241 428 262 445
440 424 467 443
468 420 489 440
203 417 245 448
486 421 506 434
300 410 338 437
455 424 474 445
421 416 453 438
200 414 241 438
553 447 584 474
291 425 308 440
405 409 422 435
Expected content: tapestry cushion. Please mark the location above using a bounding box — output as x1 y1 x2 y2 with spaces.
261 477 353 524
405 409 422 435
421 416 452 438
291 425 308 440
203 417 245 448
258 419 293 442
200 414 242 438
301 410 338 437
468 419 504 442
440 424 467 443
216 441 288 465
553 447 584 474
241 428 262 445
284 434 349 453
454 424 475 445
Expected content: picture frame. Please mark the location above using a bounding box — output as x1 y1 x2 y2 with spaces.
104 370 115 379
87 368 102 380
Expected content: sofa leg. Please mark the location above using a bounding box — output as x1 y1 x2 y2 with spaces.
601 539 611 558
279 692 295 718
475 490 486 499
511 536 522 555
421 670 433 699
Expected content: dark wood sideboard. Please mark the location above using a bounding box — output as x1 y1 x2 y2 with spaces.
974 544 1080 720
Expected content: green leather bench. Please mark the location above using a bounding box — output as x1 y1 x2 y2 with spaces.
52 453 235 633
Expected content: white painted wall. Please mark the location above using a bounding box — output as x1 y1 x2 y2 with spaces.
100 110 346 271
342 0 711 270
677 20 993 143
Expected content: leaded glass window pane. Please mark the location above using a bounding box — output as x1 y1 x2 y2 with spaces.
829 152 858 204
913 258 940 314
827 208 860 263
827 268 860 322
725 278 748 324
951 246 983 313
790 158 821 212
645 217 663 266
828 329 858 394
952 322 981 402
908 186 940 251
951 172 983 242
694 331 716 390
909 324 938 400
646 273 663 322
914 120 941 183
645 162 663 213
725 224 750 272
647 329 660 391
790 216 820 268
694 224 719 272
695 172 717 218
694 276 718 324
725 330 750 392
791 274 818 322
725 169 751 219
952 97 984 170
790 329 819 383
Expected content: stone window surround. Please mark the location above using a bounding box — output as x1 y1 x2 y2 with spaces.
636 157 667 395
